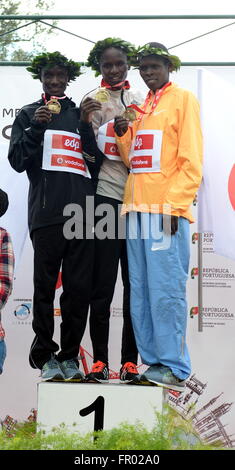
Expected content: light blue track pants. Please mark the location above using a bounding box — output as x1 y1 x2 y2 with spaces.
126 212 191 380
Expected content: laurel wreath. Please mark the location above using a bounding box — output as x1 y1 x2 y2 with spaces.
26 51 82 81
129 45 181 71
87 37 135 77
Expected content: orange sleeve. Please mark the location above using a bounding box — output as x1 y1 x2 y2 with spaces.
164 92 203 211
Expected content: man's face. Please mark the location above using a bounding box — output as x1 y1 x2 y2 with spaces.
139 56 171 92
41 65 69 97
99 47 128 87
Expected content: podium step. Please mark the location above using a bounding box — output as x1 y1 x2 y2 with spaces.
37 382 163 435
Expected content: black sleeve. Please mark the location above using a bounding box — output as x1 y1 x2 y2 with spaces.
8 108 47 173
78 120 105 187
78 120 105 168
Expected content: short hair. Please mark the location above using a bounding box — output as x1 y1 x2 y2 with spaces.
87 37 135 77
26 51 82 82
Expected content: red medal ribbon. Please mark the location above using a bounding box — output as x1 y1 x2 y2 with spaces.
101 79 130 90
126 103 146 115
137 82 172 121
42 93 67 104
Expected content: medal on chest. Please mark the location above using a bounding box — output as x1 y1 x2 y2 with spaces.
46 98 61 114
94 87 110 103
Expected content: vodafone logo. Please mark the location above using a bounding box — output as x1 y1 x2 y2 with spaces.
104 142 120 157
97 121 122 160
131 155 152 168
110 145 117 153
51 154 85 170
228 164 235 210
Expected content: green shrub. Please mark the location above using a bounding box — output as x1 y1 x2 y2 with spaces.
0 406 226 451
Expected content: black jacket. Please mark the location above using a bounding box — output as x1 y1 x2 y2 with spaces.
8 97 97 233
78 120 105 190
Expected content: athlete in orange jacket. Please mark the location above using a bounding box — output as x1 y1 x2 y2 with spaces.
114 42 203 391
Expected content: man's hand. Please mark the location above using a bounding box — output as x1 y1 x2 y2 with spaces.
33 106 52 124
113 116 129 137
80 97 102 123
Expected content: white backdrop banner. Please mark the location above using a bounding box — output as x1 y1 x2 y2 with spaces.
0 66 235 448
198 69 235 261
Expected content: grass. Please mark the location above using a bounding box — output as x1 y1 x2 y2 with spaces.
0 406 227 450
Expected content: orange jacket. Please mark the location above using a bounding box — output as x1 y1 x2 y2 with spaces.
116 83 203 222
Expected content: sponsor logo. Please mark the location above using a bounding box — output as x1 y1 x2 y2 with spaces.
192 232 198 244
202 232 214 253
104 142 120 156
190 306 199 318
191 267 199 279
203 232 213 243
203 268 235 279
131 155 152 168
51 154 86 170
111 307 123 317
134 134 154 151
52 134 81 153
14 303 31 320
1 108 20 141
203 307 234 318
190 306 234 322
191 266 235 281
153 109 166 117
106 122 115 138
135 136 143 150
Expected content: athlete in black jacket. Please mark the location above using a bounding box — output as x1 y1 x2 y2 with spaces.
8 52 97 381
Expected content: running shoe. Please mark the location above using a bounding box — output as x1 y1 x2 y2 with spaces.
86 360 109 383
41 356 65 382
140 365 186 392
60 359 84 382
119 362 139 384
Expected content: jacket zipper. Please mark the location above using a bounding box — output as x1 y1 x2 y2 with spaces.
131 173 135 206
42 175 47 209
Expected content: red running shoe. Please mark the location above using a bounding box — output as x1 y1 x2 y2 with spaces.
86 360 109 383
120 362 139 384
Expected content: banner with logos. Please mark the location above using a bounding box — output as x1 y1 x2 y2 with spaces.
198 69 235 261
0 66 235 448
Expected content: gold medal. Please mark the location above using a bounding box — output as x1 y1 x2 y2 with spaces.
94 87 110 103
122 107 137 122
46 98 61 114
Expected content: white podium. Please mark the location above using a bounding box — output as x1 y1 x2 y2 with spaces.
37 382 163 435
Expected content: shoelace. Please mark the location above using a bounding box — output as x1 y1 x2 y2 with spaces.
63 359 77 367
44 358 59 369
91 361 106 372
123 362 138 374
